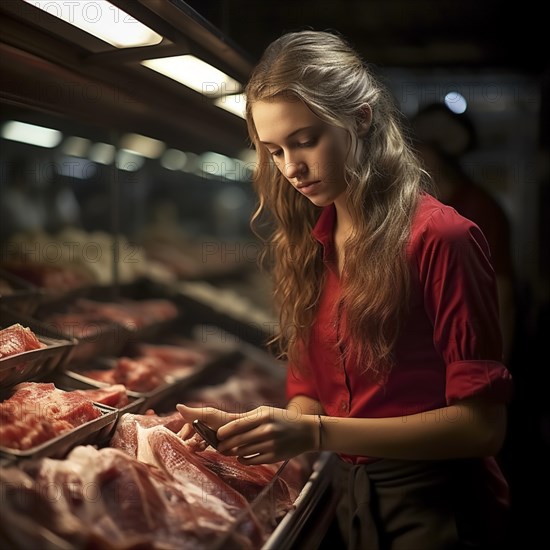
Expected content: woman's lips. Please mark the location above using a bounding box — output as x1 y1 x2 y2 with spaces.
296 181 321 195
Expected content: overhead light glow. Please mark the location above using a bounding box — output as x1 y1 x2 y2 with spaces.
444 92 468 114
1 120 62 148
199 151 232 178
23 0 163 48
116 149 145 171
89 142 115 164
119 133 165 159
141 55 241 97
182 152 200 174
161 149 188 170
214 93 246 119
62 136 91 157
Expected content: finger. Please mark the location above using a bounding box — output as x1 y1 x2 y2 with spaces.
217 411 268 440
177 423 194 440
237 451 279 465
177 404 239 429
176 404 220 426
218 427 273 454
176 404 203 424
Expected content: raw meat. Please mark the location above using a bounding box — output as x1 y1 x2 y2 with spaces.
74 298 179 330
0 382 102 450
0 409 306 549
110 411 186 457
80 346 206 392
0 323 42 359
70 384 129 408
111 412 299 525
0 445 248 549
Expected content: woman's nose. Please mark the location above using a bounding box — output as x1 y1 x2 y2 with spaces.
284 160 306 180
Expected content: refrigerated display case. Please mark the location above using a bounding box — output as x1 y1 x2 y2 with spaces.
0 2 339 548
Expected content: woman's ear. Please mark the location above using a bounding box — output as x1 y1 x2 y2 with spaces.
357 103 372 138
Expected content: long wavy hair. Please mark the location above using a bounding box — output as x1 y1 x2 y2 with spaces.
246 30 428 379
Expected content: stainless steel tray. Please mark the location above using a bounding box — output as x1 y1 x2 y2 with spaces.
61 350 231 413
0 267 43 316
205 452 335 550
52 370 146 416
0 308 76 388
0 403 117 462
261 452 337 549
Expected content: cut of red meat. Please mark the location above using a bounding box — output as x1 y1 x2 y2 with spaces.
70 384 129 408
146 427 265 546
0 323 42 358
80 349 202 393
2 445 238 549
0 382 102 450
74 298 178 330
136 343 208 366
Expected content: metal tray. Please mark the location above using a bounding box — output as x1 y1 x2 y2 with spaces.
52 370 146 416
0 268 43 316
36 295 182 365
61 351 228 413
34 302 133 366
260 453 337 550
0 308 76 388
66 322 132 365
0 403 117 462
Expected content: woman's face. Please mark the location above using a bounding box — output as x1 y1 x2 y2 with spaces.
252 96 350 207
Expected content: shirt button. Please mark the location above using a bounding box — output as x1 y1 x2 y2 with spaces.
339 401 348 413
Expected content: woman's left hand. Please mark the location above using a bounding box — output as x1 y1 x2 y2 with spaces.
177 403 316 464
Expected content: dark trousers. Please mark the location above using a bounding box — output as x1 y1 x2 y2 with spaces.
333 457 510 550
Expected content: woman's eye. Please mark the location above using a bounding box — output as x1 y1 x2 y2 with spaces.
270 149 283 158
297 138 317 148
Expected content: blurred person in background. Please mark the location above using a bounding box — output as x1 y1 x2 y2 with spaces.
411 103 517 364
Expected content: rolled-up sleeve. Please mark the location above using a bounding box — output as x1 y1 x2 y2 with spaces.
417 208 513 405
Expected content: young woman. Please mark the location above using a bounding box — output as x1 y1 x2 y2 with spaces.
178 30 513 549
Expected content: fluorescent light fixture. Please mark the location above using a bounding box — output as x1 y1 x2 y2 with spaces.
62 136 91 157
1 120 62 148
214 93 246 119
116 149 145 171
182 152 200 174
141 55 241 97
200 151 230 177
89 142 115 164
119 133 165 159
161 149 188 170
23 0 163 48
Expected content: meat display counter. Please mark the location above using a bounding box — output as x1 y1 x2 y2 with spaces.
0 280 339 549
0 1 340 547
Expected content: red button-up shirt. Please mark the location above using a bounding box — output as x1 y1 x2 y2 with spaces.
287 193 513 464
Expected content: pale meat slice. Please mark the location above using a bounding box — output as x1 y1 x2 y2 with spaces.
1 445 235 549
111 413 267 543
146 426 265 546
111 412 299 528
0 323 42 359
110 411 186 457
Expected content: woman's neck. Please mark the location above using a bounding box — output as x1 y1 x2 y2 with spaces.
333 198 354 275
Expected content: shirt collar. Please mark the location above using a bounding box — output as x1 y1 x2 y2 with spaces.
312 204 336 244
312 204 337 264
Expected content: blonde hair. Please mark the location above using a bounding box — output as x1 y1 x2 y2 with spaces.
246 30 427 379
